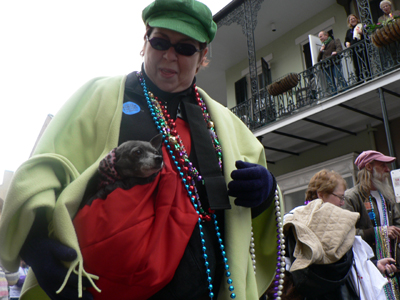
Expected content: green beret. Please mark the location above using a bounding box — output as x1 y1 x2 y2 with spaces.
142 0 217 43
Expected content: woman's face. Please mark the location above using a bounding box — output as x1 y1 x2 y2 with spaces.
319 183 346 207
349 16 358 27
381 3 392 14
143 27 208 93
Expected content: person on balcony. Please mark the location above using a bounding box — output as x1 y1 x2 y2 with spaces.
0 0 279 299
378 0 400 24
317 31 345 95
377 0 400 68
343 150 400 299
345 14 369 82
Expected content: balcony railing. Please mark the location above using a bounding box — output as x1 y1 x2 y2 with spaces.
231 39 400 130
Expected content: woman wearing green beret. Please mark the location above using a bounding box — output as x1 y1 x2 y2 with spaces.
0 0 281 299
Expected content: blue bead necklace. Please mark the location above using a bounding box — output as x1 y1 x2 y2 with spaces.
138 73 236 299
378 191 389 226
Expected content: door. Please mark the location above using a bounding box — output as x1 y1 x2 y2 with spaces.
309 34 321 66
308 34 326 95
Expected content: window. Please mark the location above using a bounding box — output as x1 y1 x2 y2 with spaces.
234 77 248 105
259 57 272 91
239 54 273 97
370 0 385 23
303 43 313 70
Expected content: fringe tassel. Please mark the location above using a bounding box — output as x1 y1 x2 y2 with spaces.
48 221 101 297
56 259 101 297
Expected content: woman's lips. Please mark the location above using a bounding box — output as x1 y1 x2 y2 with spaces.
160 68 177 78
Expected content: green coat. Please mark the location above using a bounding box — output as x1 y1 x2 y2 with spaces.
0 75 281 299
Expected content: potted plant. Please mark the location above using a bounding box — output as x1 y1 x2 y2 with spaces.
365 16 400 47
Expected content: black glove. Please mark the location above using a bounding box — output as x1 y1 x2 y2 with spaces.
20 210 93 300
228 160 275 208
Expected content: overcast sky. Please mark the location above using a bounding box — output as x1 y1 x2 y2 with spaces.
0 0 230 184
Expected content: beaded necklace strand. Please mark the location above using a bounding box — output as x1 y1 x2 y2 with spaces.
273 189 286 300
137 72 284 299
138 73 234 299
370 197 385 259
369 194 400 300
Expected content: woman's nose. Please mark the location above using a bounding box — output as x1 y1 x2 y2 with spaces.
163 46 178 61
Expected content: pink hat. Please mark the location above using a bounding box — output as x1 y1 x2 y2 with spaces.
354 150 396 170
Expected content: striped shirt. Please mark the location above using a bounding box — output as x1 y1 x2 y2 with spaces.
0 267 8 300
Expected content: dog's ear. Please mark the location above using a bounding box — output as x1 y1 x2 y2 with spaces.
150 134 163 150
114 143 128 162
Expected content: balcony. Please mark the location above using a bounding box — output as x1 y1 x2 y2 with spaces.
196 0 400 169
231 39 400 131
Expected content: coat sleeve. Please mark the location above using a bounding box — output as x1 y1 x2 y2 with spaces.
344 29 351 44
317 50 323 61
335 38 343 52
343 193 375 245
0 76 125 273
5 269 20 286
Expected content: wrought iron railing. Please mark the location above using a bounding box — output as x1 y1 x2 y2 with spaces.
231 39 400 130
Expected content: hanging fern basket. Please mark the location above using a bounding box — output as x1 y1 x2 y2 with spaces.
370 18 400 47
267 73 299 96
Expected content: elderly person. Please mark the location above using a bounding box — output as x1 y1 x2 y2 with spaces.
378 0 400 23
344 14 369 82
281 170 396 300
344 151 400 299
0 1 279 300
344 151 400 256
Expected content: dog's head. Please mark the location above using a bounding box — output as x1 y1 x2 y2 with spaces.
114 134 164 179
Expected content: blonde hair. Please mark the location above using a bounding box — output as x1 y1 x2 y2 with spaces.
305 169 347 201
356 167 373 198
347 14 361 28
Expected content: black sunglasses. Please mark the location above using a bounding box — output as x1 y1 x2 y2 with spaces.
146 36 202 56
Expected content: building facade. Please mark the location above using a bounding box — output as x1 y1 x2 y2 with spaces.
197 0 400 212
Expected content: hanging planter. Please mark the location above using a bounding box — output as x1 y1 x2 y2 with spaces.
371 28 385 47
368 18 400 47
267 73 299 96
388 20 400 39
